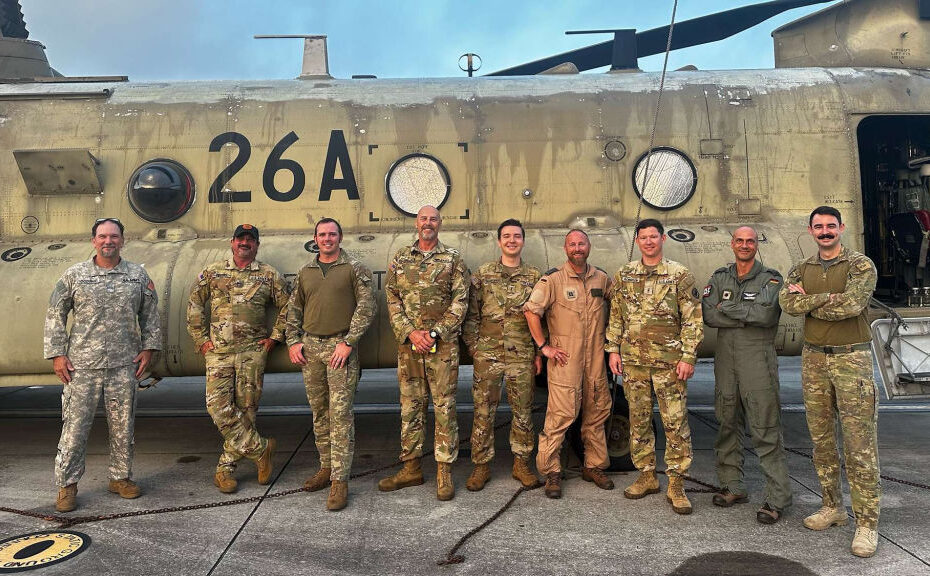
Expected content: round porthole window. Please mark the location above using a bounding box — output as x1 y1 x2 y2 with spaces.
385 153 451 217
632 147 697 211
127 159 195 223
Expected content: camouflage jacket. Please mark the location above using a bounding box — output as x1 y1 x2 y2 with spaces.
605 258 703 367
187 256 290 354
44 257 162 369
462 259 541 362
702 260 782 330
385 240 470 344
285 249 376 347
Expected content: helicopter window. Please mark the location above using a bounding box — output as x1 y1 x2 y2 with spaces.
385 153 451 217
632 147 697 211
127 159 195 223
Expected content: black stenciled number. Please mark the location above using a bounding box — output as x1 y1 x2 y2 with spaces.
263 131 306 202
208 132 252 203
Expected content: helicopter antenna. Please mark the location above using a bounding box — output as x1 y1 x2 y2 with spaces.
254 34 332 79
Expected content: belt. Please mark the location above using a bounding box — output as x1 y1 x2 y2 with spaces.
305 331 348 340
804 342 871 354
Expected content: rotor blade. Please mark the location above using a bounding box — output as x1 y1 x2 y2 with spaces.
486 0 836 76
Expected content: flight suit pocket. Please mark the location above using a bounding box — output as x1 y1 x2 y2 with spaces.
546 381 581 420
745 389 780 430
714 390 738 427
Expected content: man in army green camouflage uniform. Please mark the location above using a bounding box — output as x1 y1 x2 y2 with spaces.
779 206 881 558
187 224 290 494
462 218 542 491
286 218 375 511
45 218 162 512
380 205 470 501
606 218 703 515
702 226 792 524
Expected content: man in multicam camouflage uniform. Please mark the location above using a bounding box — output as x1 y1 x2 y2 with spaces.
779 205 881 558
187 224 290 494
606 218 703 515
462 218 542 492
45 218 162 513
524 229 614 499
379 205 470 501
702 226 792 524
286 218 375 511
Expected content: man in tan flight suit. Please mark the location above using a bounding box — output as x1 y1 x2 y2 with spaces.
524 229 613 499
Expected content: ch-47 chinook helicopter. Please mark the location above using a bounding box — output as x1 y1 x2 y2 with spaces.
0 0 928 403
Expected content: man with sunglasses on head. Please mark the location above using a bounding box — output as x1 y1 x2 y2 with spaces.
188 224 291 494
45 218 162 513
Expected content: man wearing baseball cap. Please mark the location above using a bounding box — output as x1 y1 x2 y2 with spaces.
187 224 291 493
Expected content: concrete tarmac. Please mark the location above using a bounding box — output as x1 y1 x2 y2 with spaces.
1 358 929 575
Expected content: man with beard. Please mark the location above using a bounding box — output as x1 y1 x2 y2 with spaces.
45 218 162 512
523 229 613 499
779 206 880 558
702 226 792 524
380 205 470 501
188 224 290 494
606 218 703 515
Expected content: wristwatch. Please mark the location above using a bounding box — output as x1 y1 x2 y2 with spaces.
342 340 352 348
429 329 440 340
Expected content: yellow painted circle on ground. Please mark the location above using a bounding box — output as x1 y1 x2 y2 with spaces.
0 531 90 572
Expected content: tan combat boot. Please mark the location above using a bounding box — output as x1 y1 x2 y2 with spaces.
803 506 848 531
436 462 455 501
512 456 541 488
582 467 615 490
108 478 141 499
623 470 660 499
378 458 425 492
303 467 332 492
213 470 237 494
326 480 348 512
466 463 491 492
666 476 692 514
56 484 77 513
256 438 276 485
851 526 878 558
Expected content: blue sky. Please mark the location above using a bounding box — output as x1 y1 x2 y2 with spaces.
25 0 833 81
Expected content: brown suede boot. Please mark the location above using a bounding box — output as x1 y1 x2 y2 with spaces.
303 467 332 492
544 472 562 499
623 470 660 499
56 484 77 512
213 470 237 494
582 467 615 490
512 456 541 488
436 462 455 501
378 458 425 492
108 478 141 499
326 480 348 511
466 463 491 492
256 438 276 485
666 476 692 515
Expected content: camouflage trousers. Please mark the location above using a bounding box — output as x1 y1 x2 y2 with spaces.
714 346 793 509
623 364 693 478
801 347 881 529
205 348 269 473
470 355 535 465
397 339 460 464
55 366 138 487
301 334 360 482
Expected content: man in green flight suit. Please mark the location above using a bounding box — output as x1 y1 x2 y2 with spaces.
702 225 792 524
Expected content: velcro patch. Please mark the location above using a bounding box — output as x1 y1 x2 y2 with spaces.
742 292 758 301
722 290 732 301
702 285 712 297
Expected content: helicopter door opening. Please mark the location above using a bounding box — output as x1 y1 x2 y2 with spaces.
858 115 930 399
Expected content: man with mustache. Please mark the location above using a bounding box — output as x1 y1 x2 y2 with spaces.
187 224 290 494
462 218 542 491
45 218 162 512
606 218 703 515
779 206 880 558
524 229 613 498
702 226 792 524
286 218 376 511
381 205 470 501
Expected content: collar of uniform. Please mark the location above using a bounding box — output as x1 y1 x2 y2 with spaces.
494 258 529 276
411 239 448 257
560 260 595 279
89 256 129 276
728 259 763 280
225 256 260 271
309 249 348 269
631 258 669 275
802 244 849 266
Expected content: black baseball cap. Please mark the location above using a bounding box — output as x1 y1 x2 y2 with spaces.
233 224 259 240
